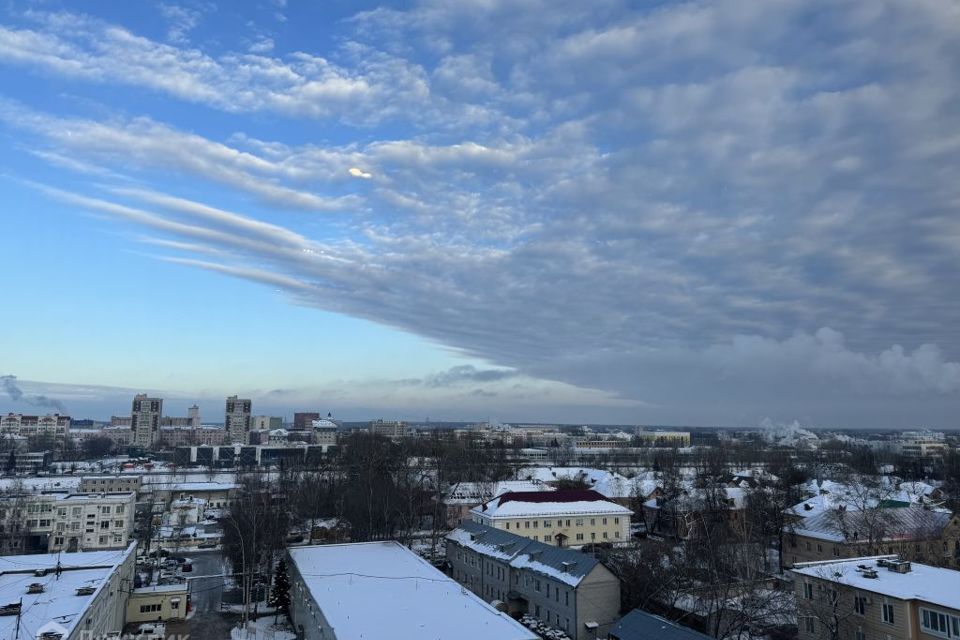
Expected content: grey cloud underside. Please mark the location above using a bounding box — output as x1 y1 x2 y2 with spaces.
2 0 960 425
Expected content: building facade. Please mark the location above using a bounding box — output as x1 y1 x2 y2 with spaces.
448 521 622 640
79 475 143 494
0 491 136 554
469 490 632 548
369 419 409 438
225 395 252 444
0 413 71 443
793 556 960 640
131 394 163 449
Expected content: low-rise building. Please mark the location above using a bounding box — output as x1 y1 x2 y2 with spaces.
0 491 136 554
448 521 622 640
445 480 554 526
288 540 537 640
784 505 960 568
469 489 631 547
127 583 189 623
79 474 144 494
609 610 713 640
792 555 960 640
0 543 136 640
0 412 71 441
312 418 338 448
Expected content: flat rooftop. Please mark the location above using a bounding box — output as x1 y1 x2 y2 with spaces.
791 556 960 610
0 545 134 639
288 541 537 640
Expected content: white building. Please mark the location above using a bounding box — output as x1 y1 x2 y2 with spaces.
0 491 136 554
225 395 252 444
312 418 338 448
369 418 409 438
287 541 537 640
0 412 71 441
132 394 163 448
0 544 137 640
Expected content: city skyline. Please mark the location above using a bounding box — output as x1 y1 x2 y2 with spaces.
2 1 960 428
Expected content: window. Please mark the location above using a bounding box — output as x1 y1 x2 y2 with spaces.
535 580 541 592
590 532 596 540
171 598 180 609
803 583 813 600
565 591 569 606
817 543 823 553
546 584 550 597
139 604 162 613
602 532 608 539
920 607 958 638
100 521 110 529
590 518 595 526
854 594 866 616
533 520 538 528
506 523 510 530
833 547 840 557
557 520 562 527
804 617 815 633
576 533 584 541
881 602 895 625
805 541 811 551
614 517 619 524
544 520 551 528
615 531 620 538
855 629 865 640
575 519 583 526
602 518 607 525
525 521 530 529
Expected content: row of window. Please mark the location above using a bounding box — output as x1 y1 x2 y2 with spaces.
505 517 620 531
802 583 895 625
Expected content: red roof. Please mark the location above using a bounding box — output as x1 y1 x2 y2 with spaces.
496 489 607 505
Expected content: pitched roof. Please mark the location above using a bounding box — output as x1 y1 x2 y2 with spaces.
473 489 632 518
447 521 602 587
609 609 712 640
790 505 954 543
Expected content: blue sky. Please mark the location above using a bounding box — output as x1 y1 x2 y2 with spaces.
1 0 959 427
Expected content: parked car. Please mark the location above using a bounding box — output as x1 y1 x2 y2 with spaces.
197 541 217 549
182 563 193 573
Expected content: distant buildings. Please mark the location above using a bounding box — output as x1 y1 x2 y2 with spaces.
792 556 960 640
633 429 691 447
225 395 252 444
312 418 338 449
287 540 537 640
899 430 947 459
252 415 283 430
369 418 409 438
131 394 162 448
0 412 71 443
293 412 320 432
469 489 631 547
0 544 136 640
448 521 622 640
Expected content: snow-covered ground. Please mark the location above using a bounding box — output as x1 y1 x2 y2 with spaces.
229 616 295 640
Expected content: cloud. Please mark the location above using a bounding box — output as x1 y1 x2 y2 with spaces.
3 0 960 425
348 167 372 179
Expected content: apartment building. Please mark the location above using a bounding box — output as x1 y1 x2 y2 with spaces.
287 541 536 640
0 543 137 640
79 474 143 494
252 415 283 430
0 491 136 554
634 429 691 447
469 489 632 547
448 521 622 640
784 505 960 568
0 412 71 441
792 556 960 640
899 431 948 459
159 425 227 447
369 418 409 438
131 394 163 448
225 395 252 444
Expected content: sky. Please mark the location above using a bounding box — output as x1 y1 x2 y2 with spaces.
0 0 959 427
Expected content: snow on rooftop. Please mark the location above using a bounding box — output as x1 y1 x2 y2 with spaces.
0 544 134 640
792 557 960 610
473 489 632 519
288 541 537 640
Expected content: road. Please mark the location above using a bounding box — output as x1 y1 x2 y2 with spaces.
188 549 229 614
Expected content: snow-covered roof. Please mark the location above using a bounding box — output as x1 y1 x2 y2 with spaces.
792 557 960 610
0 544 135 640
472 490 632 519
288 541 536 640
146 481 238 492
610 609 712 640
445 480 554 505
448 521 603 587
789 505 955 543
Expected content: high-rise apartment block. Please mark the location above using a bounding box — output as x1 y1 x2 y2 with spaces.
131 394 162 449
225 396 252 444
